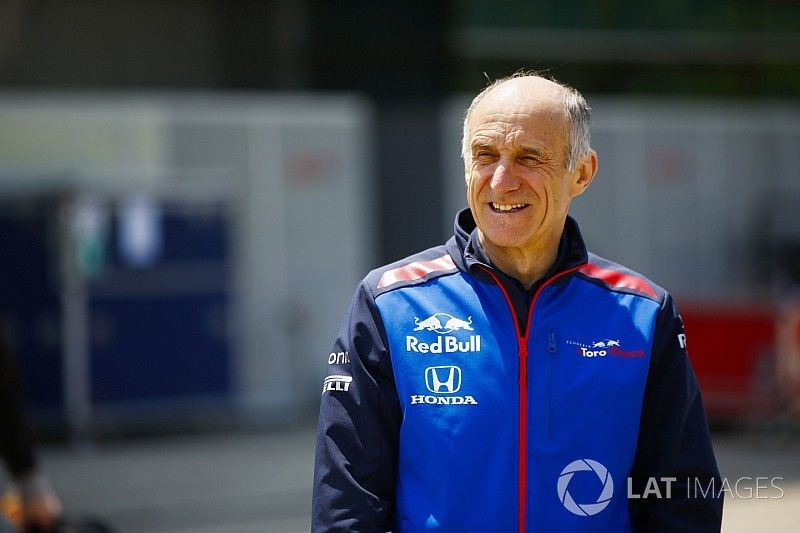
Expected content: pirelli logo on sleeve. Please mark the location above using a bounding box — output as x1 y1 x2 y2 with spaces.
322 375 352 394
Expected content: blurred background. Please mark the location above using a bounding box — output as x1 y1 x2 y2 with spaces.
0 1 799 531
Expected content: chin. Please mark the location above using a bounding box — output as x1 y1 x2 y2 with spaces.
481 231 532 250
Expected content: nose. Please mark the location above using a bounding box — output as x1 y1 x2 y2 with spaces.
490 159 521 193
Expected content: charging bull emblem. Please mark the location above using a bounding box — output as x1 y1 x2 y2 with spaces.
414 313 474 334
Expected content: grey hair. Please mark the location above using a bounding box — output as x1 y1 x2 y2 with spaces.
461 72 592 173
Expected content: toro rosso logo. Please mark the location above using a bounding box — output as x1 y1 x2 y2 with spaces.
567 338 644 359
413 313 474 334
592 339 620 348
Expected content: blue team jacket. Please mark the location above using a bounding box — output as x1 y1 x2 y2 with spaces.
313 210 723 532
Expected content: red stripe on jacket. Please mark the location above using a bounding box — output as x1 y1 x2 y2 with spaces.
579 262 658 300
377 254 456 289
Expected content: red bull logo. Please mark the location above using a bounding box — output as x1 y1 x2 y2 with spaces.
413 313 474 334
408 313 481 354
406 335 481 353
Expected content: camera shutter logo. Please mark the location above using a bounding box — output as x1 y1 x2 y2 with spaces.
557 459 614 516
424 366 461 394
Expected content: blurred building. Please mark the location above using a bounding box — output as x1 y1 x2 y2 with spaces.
1 1 799 435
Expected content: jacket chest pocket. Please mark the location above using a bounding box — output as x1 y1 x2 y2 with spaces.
533 326 651 448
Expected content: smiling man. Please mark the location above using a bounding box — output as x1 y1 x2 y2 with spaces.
313 74 723 532
464 76 596 289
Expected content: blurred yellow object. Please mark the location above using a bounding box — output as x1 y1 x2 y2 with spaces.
0 487 22 529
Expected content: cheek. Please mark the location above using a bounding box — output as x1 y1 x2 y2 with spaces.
545 179 573 212
465 176 477 210
466 170 483 200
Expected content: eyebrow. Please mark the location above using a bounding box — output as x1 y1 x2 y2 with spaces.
470 140 495 152
519 145 549 158
470 140 552 159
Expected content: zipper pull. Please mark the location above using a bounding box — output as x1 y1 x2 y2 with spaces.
548 328 557 353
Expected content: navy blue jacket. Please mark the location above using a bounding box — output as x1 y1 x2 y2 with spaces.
313 209 723 532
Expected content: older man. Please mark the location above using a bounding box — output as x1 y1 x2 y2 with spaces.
313 74 723 532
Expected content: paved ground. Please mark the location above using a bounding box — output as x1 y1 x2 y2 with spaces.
3 426 798 532
41 427 314 533
713 430 800 533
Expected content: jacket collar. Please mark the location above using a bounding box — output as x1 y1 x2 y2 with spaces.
445 208 588 287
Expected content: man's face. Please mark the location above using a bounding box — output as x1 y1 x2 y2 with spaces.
466 78 592 257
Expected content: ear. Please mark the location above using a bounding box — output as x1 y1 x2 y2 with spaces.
570 149 598 198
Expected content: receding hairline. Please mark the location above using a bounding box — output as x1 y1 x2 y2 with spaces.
461 72 592 172
468 76 571 129
465 76 570 158
481 75 569 103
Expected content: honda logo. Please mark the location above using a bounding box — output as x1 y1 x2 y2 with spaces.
425 366 461 394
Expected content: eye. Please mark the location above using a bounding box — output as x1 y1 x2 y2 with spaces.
474 151 497 162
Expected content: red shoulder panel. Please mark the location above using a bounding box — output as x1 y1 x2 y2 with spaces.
579 262 658 300
377 254 456 289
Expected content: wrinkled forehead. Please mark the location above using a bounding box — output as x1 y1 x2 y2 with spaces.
469 79 568 142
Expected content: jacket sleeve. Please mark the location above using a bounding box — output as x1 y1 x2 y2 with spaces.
628 294 724 532
312 281 401 532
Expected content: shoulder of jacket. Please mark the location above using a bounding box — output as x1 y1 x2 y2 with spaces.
575 253 667 305
363 245 459 297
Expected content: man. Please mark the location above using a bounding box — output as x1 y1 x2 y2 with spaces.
313 74 723 532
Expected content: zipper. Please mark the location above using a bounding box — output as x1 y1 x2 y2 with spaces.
478 263 585 533
546 328 557 440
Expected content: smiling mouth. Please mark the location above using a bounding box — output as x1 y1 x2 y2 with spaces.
490 202 529 213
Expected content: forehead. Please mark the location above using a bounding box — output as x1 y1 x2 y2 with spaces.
469 79 567 148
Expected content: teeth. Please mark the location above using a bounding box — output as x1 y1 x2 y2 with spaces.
492 202 526 212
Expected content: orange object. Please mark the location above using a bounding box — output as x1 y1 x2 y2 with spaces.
0 487 23 529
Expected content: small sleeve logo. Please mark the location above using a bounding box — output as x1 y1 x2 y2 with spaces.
322 375 352 393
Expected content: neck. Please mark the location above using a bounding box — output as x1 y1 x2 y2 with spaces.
479 229 562 290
